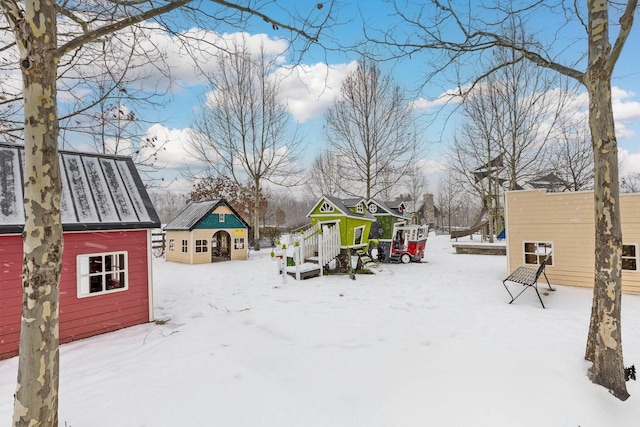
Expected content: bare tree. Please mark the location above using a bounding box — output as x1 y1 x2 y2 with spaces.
549 118 594 191
371 0 637 400
398 167 429 213
487 25 571 191
148 191 188 225
621 173 640 193
449 82 505 242
436 169 464 233
0 1 332 424
305 149 348 199
325 57 420 199
189 36 305 250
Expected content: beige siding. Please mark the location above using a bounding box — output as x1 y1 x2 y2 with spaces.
214 206 234 215
505 190 640 295
165 228 248 264
165 231 192 264
230 228 249 260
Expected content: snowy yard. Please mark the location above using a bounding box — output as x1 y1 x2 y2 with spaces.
1 234 639 426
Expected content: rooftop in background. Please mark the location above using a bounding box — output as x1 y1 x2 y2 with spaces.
0 143 160 234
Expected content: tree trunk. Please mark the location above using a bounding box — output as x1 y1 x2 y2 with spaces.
253 182 261 251
583 0 628 401
10 0 64 425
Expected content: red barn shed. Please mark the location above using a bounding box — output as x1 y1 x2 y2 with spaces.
0 143 161 360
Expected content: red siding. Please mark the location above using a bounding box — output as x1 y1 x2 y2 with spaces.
0 230 151 360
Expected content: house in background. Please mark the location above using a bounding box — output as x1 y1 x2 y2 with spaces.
164 199 250 264
0 143 161 360
505 189 640 295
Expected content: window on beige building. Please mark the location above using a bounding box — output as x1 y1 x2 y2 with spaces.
622 244 638 271
234 238 245 250
195 239 208 253
523 241 553 266
181 239 188 253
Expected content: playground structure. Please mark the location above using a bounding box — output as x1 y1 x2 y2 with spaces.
450 207 490 239
274 195 430 280
366 199 428 263
383 222 429 263
272 221 342 280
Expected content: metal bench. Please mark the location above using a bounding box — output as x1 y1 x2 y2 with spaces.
502 253 554 308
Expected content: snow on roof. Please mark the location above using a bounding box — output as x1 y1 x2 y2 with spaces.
0 143 160 234
311 195 376 220
164 199 251 231
164 200 221 231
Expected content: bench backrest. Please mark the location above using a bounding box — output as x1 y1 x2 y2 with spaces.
535 252 552 278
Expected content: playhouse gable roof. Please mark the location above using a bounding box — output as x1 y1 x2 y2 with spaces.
367 199 409 218
0 143 160 234
164 199 250 231
307 195 375 221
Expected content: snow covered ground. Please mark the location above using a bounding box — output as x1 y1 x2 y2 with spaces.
1 234 639 426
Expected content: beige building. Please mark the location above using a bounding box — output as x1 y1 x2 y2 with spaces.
164 199 250 264
505 189 640 295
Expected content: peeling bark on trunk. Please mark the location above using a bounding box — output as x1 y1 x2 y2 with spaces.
253 181 261 251
2 0 64 425
583 0 628 401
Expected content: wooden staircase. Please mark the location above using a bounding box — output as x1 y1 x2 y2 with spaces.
289 223 341 278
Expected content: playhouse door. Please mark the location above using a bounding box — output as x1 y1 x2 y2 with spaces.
211 231 231 262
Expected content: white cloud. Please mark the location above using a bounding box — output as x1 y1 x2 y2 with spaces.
612 87 640 140
274 61 359 123
164 176 195 194
54 20 290 99
619 148 640 177
410 90 464 111
141 123 205 170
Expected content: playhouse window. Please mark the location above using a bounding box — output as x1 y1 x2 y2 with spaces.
622 244 638 271
195 239 208 253
353 226 365 246
168 239 175 252
219 213 225 222
181 239 188 253
356 203 364 214
77 252 128 297
523 242 553 266
234 238 245 250
320 202 334 213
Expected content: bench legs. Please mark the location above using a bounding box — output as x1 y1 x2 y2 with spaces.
503 272 554 309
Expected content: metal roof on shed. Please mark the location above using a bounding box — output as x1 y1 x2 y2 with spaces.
164 200 221 231
0 143 160 234
164 199 250 231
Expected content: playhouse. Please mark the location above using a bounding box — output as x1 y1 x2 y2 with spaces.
0 143 161 360
505 189 640 294
306 196 376 250
164 199 250 264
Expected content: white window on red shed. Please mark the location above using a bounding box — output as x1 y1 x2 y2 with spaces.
77 252 128 298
